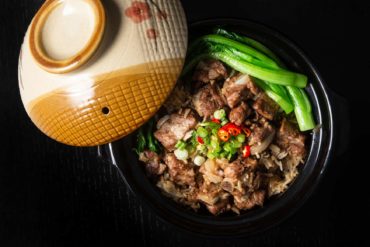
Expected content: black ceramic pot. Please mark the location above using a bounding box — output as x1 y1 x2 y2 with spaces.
99 19 349 237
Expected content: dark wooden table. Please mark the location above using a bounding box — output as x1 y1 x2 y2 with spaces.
1 0 369 246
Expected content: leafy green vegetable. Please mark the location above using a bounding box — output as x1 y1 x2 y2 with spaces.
175 140 187 150
211 49 308 88
214 28 283 66
189 34 280 69
134 129 146 155
135 119 161 154
252 78 294 113
286 86 316 131
227 46 277 69
147 131 160 154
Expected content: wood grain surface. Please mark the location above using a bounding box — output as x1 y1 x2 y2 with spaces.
1 0 369 246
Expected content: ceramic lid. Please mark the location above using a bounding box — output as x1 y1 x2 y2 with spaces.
18 0 188 146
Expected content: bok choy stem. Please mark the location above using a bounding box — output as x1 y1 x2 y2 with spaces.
252 78 294 114
286 86 316 131
214 28 283 65
193 34 280 69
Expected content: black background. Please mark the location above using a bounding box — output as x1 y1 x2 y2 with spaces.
1 0 369 246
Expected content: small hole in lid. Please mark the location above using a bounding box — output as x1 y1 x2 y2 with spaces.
102 107 110 115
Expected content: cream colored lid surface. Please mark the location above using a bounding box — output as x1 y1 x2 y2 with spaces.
19 0 188 146
42 0 96 60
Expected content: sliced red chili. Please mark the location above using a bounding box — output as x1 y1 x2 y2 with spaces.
197 136 204 144
222 123 242 136
243 145 251 158
242 127 251 137
217 128 230 142
211 118 221 124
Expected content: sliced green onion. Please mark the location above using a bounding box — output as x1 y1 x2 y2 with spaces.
194 155 206 166
230 140 243 149
223 142 232 152
211 128 218 136
214 146 222 153
221 119 229 126
197 144 207 154
175 140 187 150
196 127 208 138
210 134 219 142
207 150 217 159
210 140 218 149
199 121 221 129
174 149 189 160
236 134 246 143
227 153 234 160
220 152 227 159
202 136 210 146
213 109 226 120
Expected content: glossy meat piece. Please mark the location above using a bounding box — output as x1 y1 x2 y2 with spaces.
192 59 228 83
139 150 166 176
249 121 276 146
154 109 198 151
229 101 251 126
252 93 279 120
224 160 245 179
192 84 225 118
276 118 306 157
234 190 266 210
221 74 253 108
164 153 195 186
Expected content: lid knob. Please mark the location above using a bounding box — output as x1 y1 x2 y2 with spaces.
29 0 105 74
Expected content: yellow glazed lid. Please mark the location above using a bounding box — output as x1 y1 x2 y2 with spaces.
18 0 188 146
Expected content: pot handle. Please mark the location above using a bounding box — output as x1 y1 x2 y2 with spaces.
328 90 350 157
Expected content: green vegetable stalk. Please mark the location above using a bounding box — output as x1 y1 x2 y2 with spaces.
189 34 280 69
252 78 294 114
214 28 283 66
210 49 308 88
286 87 316 131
